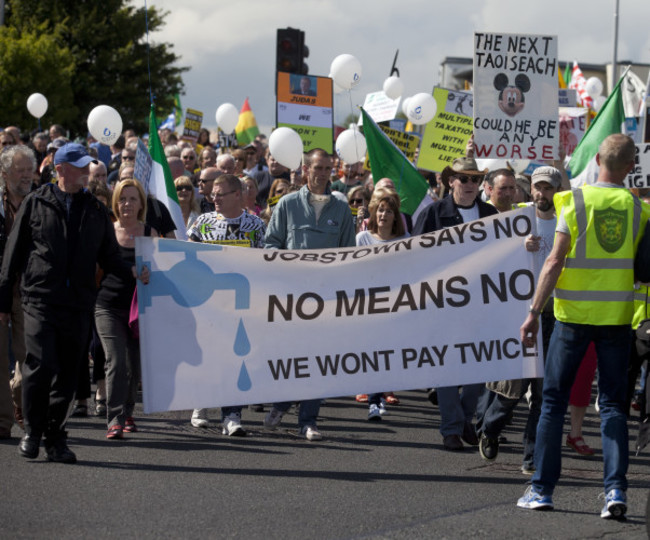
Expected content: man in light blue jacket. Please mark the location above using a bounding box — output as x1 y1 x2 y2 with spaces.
264 147 354 440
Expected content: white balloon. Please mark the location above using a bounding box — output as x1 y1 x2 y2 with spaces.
330 54 362 90
26 93 48 119
335 128 367 164
87 105 122 146
401 97 411 117
215 103 239 133
508 159 530 174
407 93 437 125
268 127 303 170
383 76 404 100
585 77 603 99
593 95 607 112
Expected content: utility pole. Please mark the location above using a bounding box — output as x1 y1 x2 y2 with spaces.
612 0 619 89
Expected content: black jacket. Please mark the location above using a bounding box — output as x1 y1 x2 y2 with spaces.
412 195 498 234
0 183 132 312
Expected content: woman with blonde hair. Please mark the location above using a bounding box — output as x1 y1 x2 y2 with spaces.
174 176 200 227
95 179 157 439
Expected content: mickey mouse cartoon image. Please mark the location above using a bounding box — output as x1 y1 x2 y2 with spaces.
494 73 531 117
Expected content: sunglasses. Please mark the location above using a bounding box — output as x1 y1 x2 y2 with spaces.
349 198 364 205
454 175 481 184
176 185 192 192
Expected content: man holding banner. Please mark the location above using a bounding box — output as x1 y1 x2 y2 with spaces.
413 156 497 451
263 148 355 440
518 134 650 519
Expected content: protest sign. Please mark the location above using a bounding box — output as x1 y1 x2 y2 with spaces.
559 107 588 158
363 124 419 170
277 72 333 153
359 91 401 124
137 207 542 413
181 108 203 143
559 88 578 107
417 87 473 172
625 143 650 188
134 138 153 194
473 32 559 161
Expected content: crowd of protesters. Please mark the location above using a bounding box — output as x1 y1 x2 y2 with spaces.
0 122 648 521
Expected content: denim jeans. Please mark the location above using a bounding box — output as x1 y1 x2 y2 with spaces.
273 399 320 429
532 321 631 495
437 383 483 437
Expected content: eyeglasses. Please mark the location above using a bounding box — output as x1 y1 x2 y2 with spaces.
213 190 237 199
182 155 195 160
349 198 364 205
1 141 14 146
176 185 192 192
199 178 215 184
454 175 481 184
122 155 135 161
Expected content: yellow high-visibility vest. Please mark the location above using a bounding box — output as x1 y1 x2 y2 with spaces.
633 284 650 330
554 185 649 325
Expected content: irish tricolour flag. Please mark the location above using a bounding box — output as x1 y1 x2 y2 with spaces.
148 105 187 240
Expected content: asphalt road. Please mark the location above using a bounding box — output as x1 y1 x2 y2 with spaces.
1 390 649 539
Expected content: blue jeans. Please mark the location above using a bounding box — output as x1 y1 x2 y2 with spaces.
437 383 483 437
273 399 320 429
532 321 631 495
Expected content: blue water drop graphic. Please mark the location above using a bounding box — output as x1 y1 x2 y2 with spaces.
237 361 252 391
233 318 250 356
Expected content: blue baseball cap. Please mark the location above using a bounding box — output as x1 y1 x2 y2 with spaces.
53 143 98 167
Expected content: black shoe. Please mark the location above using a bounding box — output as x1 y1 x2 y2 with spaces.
45 439 77 464
18 435 40 459
427 389 438 406
462 421 479 446
248 404 264 412
95 399 107 416
71 404 88 417
479 433 499 461
443 434 464 451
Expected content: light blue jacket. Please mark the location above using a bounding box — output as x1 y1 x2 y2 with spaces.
264 185 355 250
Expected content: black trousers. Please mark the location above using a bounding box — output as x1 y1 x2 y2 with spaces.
22 303 90 441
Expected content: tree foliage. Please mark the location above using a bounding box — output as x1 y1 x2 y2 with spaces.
4 0 186 136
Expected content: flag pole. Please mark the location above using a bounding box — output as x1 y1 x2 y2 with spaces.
611 0 619 92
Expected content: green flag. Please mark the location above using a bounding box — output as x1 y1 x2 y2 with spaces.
568 72 626 181
563 63 572 87
360 107 429 217
148 104 186 239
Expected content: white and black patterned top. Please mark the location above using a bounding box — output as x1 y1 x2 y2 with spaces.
187 210 266 248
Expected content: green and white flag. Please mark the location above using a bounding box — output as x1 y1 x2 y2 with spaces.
360 107 431 220
148 105 187 240
569 71 627 187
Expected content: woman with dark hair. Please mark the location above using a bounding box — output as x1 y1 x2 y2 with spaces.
95 179 157 439
347 185 370 234
196 128 212 151
355 188 410 418
260 178 290 224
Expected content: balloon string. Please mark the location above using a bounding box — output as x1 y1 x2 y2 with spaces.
346 89 360 162
144 0 154 105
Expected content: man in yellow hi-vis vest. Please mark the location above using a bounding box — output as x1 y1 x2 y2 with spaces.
517 134 650 519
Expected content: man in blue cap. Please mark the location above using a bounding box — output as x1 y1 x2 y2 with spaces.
0 143 147 463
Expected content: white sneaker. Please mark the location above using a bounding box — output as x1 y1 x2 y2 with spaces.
222 412 246 436
379 402 388 416
263 408 284 430
301 426 322 441
368 404 382 422
191 408 209 428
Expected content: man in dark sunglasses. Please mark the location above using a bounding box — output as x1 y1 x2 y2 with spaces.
412 156 498 452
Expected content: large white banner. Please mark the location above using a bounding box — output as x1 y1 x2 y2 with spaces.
473 32 559 161
136 207 542 413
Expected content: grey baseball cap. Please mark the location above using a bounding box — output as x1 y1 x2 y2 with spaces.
531 166 562 188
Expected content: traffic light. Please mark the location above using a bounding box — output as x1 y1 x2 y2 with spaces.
276 28 308 74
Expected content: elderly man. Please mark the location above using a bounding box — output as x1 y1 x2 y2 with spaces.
198 167 220 214
484 168 517 212
180 147 197 176
0 143 146 463
413 157 497 451
0 146 36 438
188 173 266 434
89 161 108 186
263 148 355 440
518 134 650 519
216 153 235 176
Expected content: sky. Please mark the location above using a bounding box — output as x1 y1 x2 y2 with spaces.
145 0 650 134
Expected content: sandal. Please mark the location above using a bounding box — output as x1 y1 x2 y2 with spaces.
355 394 368 403
106 425 123 439
95 399 107 416
71 404 88 417
566 434 595 456
384 393 400 405
124 417 137 433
